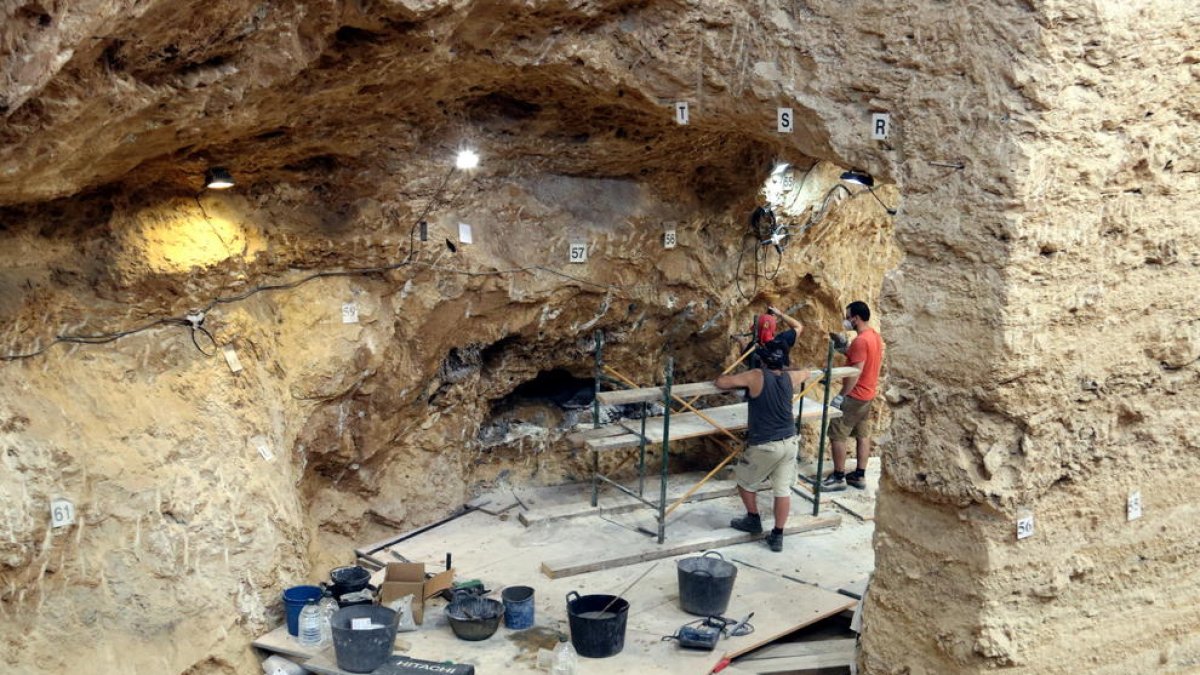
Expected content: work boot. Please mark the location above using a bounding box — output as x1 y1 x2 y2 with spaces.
730 512 763 534
765 529 784 552
822 472 847 492
846 469 867 490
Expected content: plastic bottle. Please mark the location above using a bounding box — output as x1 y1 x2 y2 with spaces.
551 637 577 675
318 590 338 644
297 600 325 648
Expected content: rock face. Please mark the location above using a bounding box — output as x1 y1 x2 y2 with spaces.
0 3 901 673
0 1 1196 675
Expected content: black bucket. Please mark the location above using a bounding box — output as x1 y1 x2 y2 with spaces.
677 551 737 616
566 590 628 658
331 605 399 673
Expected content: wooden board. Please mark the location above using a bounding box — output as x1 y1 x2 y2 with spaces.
565 424 630 444
721 608 858 663
518 483 737 527
585 398 839 452
251 624 321 661
740 637 857 663
539 515 840 579
838 577 869 600
595 368 860 406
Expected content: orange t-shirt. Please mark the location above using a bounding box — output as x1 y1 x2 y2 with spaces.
846 327 883 401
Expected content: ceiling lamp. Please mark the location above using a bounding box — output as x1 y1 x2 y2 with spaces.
204 167 235 189
840 169 896 215
455 149 480 170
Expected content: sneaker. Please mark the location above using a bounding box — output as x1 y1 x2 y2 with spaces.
765 530 784 552
730 513 763 534
846 470 867 490
822 472 847 492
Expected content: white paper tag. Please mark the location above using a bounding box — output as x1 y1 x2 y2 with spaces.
341 302 359 324
663 229 677 249
777 107 794 133
351 617 374 630
222 345 243 373
458 223 473 244
871 112 891 140
569 242 587 263
50 498 75 528
675 101 689 125
1127 491 1142 521
1016 513 1034 540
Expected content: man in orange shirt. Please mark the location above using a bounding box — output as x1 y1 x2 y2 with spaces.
822 301 883 491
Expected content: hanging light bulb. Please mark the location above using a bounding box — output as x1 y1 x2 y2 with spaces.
455 149 480 170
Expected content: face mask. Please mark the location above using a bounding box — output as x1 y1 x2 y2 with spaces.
843 319 854 331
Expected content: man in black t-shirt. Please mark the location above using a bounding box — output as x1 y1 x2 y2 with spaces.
762 305 802 367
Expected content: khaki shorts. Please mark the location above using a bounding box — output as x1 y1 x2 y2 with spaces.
828 397 873 440
734 436 799 497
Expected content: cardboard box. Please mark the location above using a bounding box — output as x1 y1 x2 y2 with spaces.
378 562 454 625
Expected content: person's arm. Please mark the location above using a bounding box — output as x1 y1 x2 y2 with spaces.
715 370 757 391
839 337 864 397
768 306 803 336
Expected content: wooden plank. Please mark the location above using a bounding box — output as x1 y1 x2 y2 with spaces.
251 624 320 661
566 424 630 444
518 483 737 527
585 398 839 453
740 651 855 673
838 577 869 600
721 601 857 662
594 368 860 406
741 637 857 662
619 398 835 445
539 515 840 579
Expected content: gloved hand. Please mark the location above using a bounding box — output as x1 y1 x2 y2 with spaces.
829 332 849 354
831 394 845 409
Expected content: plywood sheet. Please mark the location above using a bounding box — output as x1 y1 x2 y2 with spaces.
585 398 839 452
595 368 860 406
540 515 840 579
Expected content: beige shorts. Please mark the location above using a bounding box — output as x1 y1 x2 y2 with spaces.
829 397 873 440
734 436 799 497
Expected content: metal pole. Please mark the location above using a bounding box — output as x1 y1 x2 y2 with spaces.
592 330 604 508
658 357 673 544
812 337 835 517
638 401 648 497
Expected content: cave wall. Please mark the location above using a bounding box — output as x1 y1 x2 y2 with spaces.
831 2 1200 673
0 34 899 670
1 0 1194 674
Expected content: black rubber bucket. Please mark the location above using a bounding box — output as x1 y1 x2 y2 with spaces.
566 590 628 658
677 551 737 616
331 605 399 673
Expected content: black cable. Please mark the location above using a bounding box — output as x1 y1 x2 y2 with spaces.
405 166 456 263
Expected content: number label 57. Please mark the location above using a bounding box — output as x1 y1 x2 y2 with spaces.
569 243 588 263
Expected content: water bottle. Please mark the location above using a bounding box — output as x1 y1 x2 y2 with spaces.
297 600 324 648
318 591 338 644
551 637 577 675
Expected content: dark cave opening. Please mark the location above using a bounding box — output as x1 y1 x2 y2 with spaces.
492 368 594 413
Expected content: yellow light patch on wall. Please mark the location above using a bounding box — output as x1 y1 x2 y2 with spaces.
139 215 245 272
116 198 262 275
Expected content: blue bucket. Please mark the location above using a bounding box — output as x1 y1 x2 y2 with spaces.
282 585 323 636
502 585 535 630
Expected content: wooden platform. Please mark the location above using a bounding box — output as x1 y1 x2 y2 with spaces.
256 478 874 675
595 368 860 406
586 398 840 452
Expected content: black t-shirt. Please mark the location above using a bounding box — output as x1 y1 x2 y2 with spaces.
752 327 797 369
771 328 797 367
